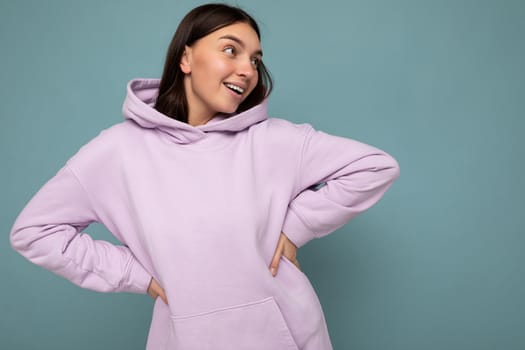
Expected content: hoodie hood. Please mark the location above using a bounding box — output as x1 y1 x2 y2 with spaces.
122 78 268 144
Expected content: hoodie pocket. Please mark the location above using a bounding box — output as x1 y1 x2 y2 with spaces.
169 296 299 350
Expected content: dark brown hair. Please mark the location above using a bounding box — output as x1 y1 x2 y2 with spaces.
154 3 273 123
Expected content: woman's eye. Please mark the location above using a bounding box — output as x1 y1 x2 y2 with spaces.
251 57 260 67
223 46 235 55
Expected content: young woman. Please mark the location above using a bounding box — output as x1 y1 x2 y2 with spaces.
10 3 399 349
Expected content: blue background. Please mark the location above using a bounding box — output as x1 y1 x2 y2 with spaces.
1 0 524 349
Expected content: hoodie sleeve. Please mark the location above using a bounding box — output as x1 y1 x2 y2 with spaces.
282 124 400 248
9 164 151 294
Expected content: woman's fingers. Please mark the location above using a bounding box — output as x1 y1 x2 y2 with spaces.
282 235 301 271
269 233 285 276
269 232 300 276
147 278 156 299
158 286 168 304
147 278 168 304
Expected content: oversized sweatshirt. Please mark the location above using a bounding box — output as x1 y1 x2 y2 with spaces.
10 78 399 349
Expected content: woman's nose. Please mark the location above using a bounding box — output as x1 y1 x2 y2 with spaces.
236 57 257 78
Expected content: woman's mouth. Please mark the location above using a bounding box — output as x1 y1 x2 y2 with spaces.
224 83 245 95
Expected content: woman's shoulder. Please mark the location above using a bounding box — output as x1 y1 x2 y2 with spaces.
66 121 140 170
259 117 313 137
245 117 315 153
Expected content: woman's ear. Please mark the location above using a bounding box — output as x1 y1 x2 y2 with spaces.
180 46 192 74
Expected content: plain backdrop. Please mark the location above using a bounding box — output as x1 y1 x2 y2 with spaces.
1 0 524 349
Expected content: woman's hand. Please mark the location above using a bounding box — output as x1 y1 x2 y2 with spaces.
269 232 300 276
147 278 168 304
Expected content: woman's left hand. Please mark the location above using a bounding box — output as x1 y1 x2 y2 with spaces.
269 232 300 276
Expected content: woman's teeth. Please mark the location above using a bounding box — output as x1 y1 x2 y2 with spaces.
225 83 244 95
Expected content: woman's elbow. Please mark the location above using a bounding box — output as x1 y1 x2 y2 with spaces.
383 154 400 183
10 224 31 255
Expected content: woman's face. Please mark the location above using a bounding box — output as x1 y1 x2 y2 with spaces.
180 22 262 125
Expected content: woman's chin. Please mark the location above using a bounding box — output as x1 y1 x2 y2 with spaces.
218 105 241 115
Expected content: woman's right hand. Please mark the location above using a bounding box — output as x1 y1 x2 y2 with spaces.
147 278 168 304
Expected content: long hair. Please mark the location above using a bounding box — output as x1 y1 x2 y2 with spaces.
154 3 273 123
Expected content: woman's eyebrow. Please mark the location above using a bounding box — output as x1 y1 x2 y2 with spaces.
219 34 263 56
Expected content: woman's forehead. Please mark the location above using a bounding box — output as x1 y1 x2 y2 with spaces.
202 22 262 53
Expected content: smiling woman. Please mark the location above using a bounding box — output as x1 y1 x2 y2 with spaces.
179 22 262 125
154 4 272 125
9 3 399 349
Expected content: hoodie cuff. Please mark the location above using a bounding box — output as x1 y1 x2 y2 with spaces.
123 258 152 294
282 207 317 248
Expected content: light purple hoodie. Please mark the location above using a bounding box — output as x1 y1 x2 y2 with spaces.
10 78 399 349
